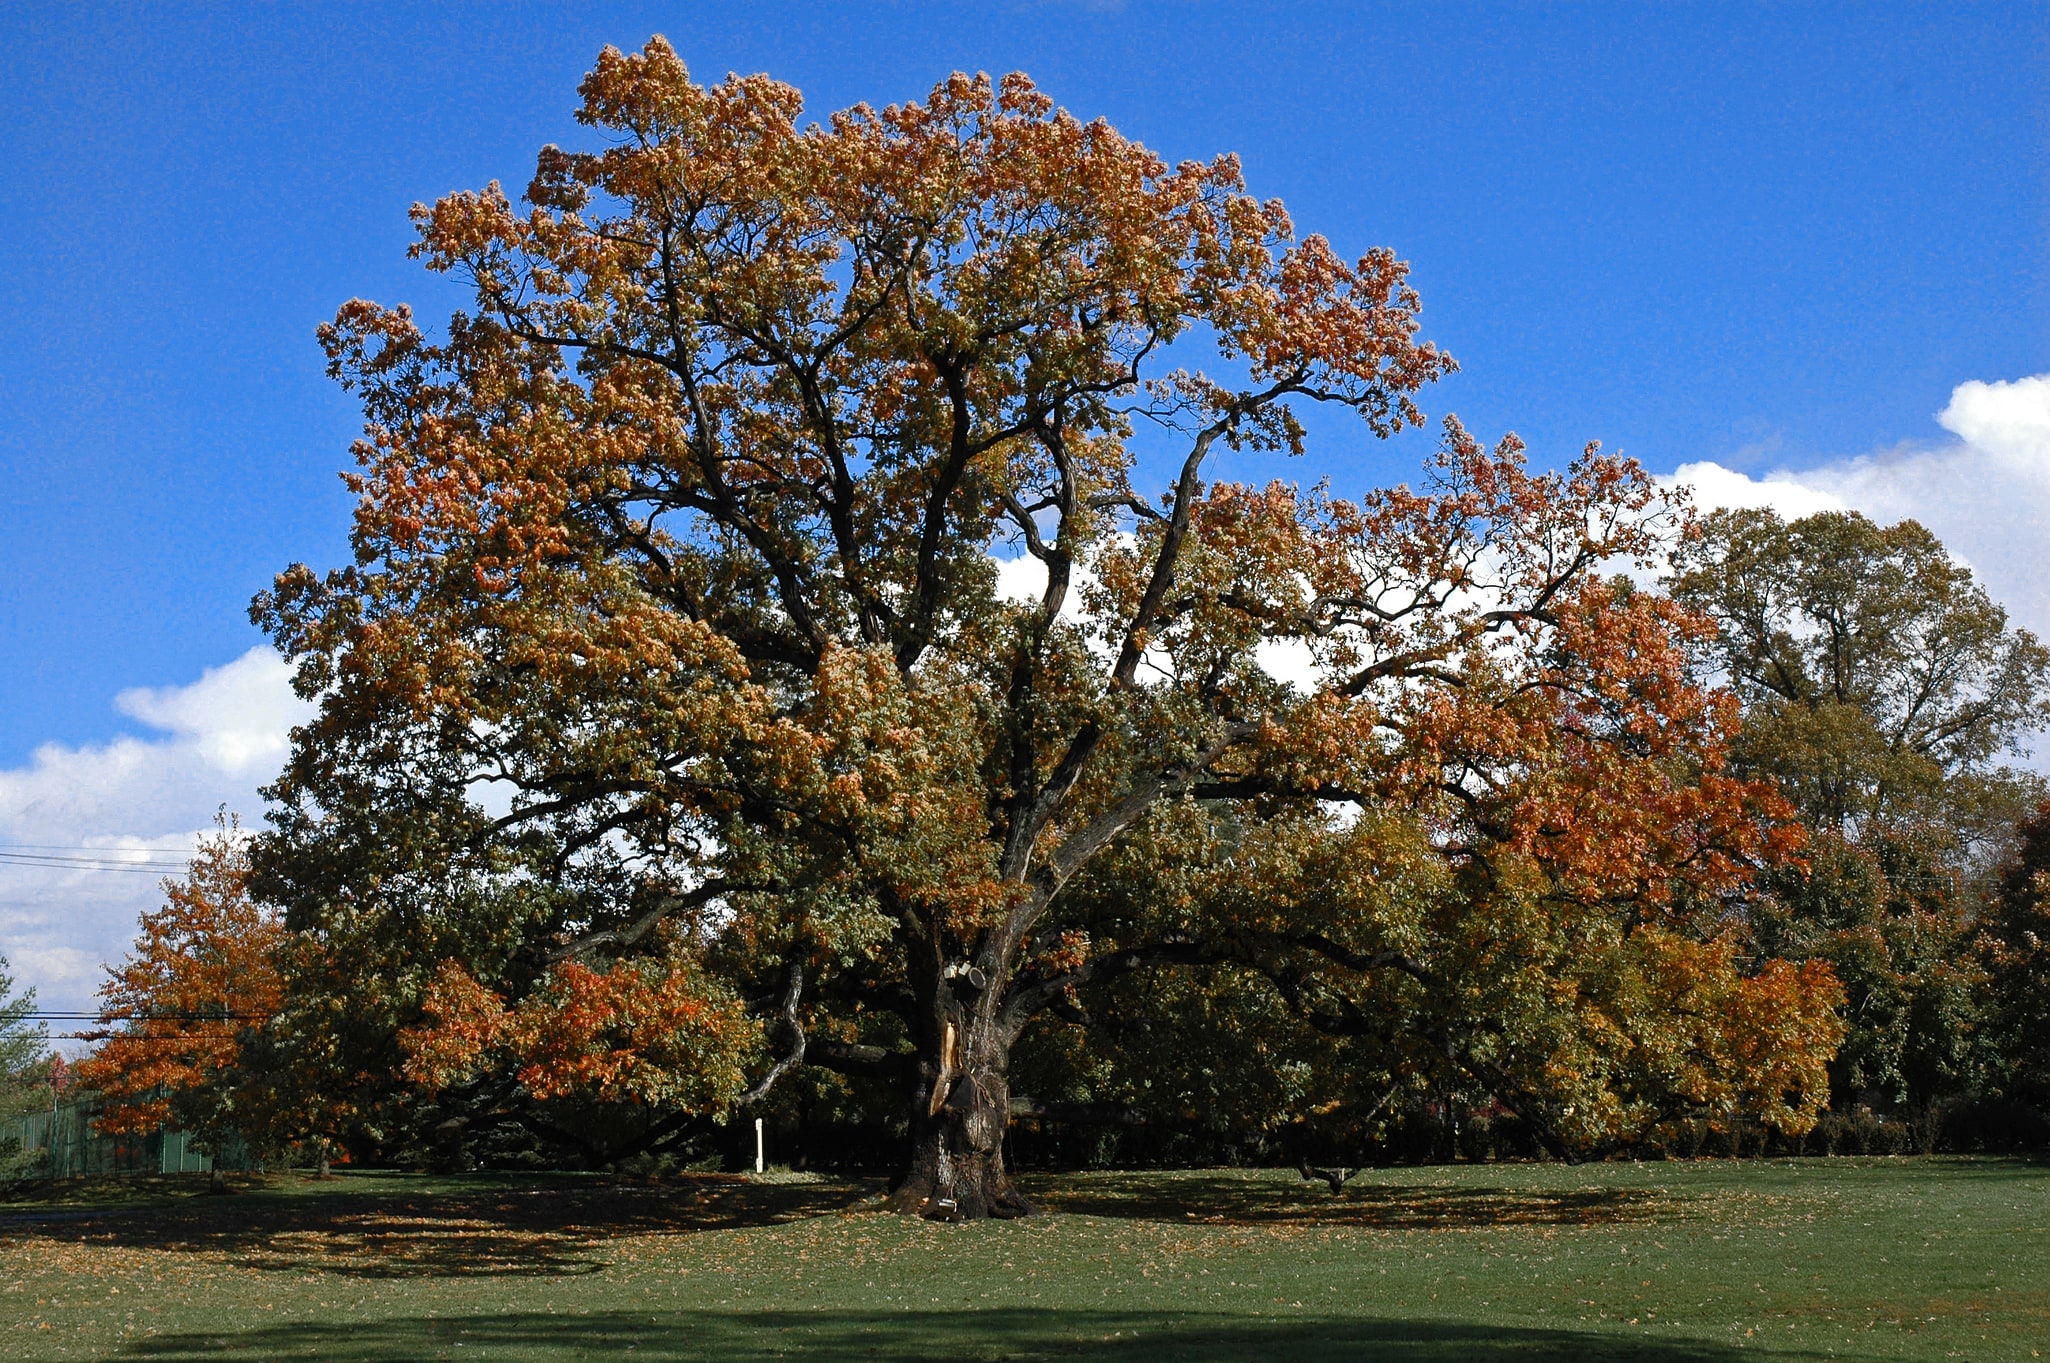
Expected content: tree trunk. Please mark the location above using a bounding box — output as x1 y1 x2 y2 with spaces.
882 986 1038 1220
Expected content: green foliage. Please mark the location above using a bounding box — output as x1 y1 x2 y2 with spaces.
0 952 51 1180
1752 830 1981 1110
1674 507 2050 1119
1979 801 2050 1109
1672 507 2048 841
1022 803 1839 1159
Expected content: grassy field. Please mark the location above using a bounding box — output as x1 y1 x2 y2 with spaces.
1 1158 2044 1361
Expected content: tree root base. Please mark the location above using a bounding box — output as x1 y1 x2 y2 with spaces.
881 1177 1041 1221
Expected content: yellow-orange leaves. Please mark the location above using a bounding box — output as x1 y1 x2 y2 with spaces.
1627 930 1845 1139
77 822 282 1137
405 953 757 1112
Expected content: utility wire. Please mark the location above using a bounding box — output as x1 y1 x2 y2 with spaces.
0 861 181 875
0 849 190 861
0 848 193 874
0 843 196 852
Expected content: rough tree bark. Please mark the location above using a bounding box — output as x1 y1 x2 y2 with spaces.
882 967 1038 1219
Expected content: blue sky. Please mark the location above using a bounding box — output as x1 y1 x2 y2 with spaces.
1 2 2046 1011
2 2 2044 761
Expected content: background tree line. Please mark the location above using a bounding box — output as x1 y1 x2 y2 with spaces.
39 42 2050 1207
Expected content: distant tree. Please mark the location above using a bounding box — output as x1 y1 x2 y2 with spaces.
1748 828 1981 1113
76 817 283 1174
1671 508 2049 843
1672 508 2050 1117
1979 802 2050 1115
0 952 50 1180
254 40 1843 1213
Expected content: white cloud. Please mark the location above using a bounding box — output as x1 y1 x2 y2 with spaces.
113 651 308 773
1667 373 2050 651
1665 460 1848 522
991 550 1060 610
0 648 312 1028
1939 374 2050 471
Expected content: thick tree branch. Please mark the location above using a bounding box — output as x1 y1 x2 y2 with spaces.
737 962 807 1107
550 880 759 960
803 1038 917 1081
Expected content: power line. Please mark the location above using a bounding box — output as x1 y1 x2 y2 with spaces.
0 848 190 859
0 848 192 874
0 843 196 853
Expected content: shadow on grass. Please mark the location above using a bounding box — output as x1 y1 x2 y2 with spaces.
112 1307 1808 1362
1029 1172 1675 1229
0 1169 1692 1280
0 1176 882 1279
0 1172 245 1210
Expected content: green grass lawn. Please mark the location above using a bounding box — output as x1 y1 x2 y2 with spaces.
2 1157 2044 1361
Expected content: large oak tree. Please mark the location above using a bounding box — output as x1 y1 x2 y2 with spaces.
254 41 1834 1215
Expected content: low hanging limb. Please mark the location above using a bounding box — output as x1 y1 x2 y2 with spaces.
737 961 807 1108
1255 946 1583 1165
733 963 923 1091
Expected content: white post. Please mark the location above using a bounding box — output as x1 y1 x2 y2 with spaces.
754 1116 765 1174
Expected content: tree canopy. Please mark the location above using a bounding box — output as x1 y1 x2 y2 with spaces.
1672 507 2050 1119
0 952 49 1181
1671 507 2049 842
238 41 1842 1213
1979 801 2050 1116
76 818 283 1161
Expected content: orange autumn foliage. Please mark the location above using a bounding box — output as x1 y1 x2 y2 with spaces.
1621 932 1846 1139
405 952 757 1111
77 821 282 1140
250 41 1850 1200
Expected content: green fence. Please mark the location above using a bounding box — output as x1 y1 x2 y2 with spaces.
6 1095 252 1177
